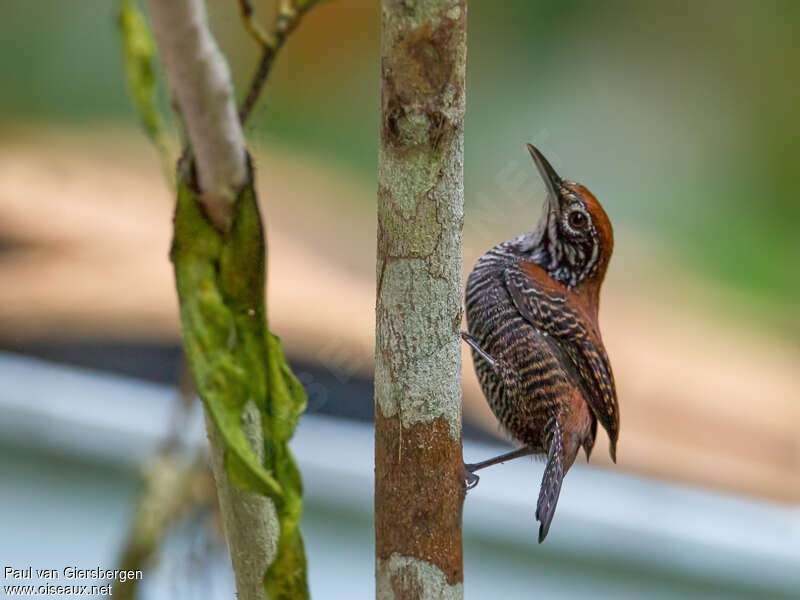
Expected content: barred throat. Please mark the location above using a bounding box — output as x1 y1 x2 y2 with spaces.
517 213 601 289
550 238 600 288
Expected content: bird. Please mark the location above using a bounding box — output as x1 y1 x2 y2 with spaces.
462 144 619 542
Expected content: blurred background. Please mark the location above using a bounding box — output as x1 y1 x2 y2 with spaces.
0 0 798 598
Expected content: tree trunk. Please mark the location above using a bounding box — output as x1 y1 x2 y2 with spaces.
375 1 467 598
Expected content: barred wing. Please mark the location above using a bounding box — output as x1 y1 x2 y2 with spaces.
504 266 619 460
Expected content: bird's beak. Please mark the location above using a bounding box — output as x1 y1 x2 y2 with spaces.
526 144 563 209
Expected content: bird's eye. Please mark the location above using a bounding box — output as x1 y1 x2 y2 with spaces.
568 210 588 230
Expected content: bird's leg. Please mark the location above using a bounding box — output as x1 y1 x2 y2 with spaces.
461 329 523 396
466 446 537 472
464 446 536 490
461 330 532 489
461 330 498 371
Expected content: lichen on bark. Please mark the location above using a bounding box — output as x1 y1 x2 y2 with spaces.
377 554 463 600
377 0 467 439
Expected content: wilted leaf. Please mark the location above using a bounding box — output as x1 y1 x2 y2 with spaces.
172 167 309 598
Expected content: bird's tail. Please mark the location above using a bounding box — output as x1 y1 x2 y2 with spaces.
536 421 565 543
583 413 598 461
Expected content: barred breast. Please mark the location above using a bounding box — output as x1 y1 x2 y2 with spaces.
465 243 572 449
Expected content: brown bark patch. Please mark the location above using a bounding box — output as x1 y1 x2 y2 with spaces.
401 21 457 96
381 5 466 150
375 408 466 585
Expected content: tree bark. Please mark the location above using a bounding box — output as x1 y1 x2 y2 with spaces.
375 1 467 599
148 0 247 231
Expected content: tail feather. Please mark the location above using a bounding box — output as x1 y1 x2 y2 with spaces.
583 414 598 461
536 421 565 543
609 436 618 463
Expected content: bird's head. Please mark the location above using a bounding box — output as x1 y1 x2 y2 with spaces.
519 144 614 293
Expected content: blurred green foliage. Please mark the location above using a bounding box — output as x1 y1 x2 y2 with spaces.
118 0 161 143
118 0 171 181
0 0 797 332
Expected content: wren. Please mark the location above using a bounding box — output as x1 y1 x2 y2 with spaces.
463 144 619 542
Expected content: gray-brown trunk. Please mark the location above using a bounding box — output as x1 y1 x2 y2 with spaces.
375 1 467 598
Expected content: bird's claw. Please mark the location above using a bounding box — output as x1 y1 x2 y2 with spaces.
465 468 480 490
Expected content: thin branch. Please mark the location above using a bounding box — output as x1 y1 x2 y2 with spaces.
112 371 215 600
148 0 247 230
148 2 280 600
237 0 278 49
148 2 315 597
237 0 321 124
113 458 216 600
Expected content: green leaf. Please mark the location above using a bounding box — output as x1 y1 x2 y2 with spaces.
264 332 309 599
171 166 309 598
118 0 171 182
